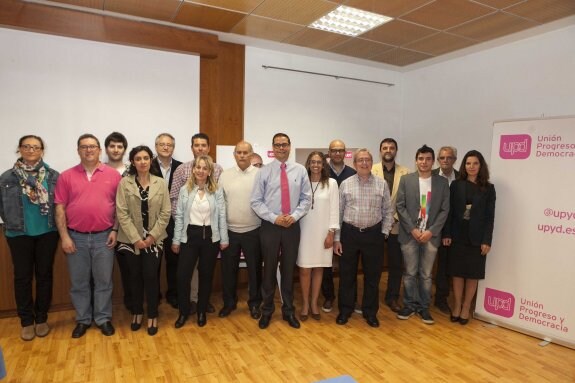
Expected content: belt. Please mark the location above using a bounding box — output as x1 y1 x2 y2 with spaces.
342 221 381 233
68 227 112 235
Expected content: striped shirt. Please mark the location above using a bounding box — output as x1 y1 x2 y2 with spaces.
335 174 394 240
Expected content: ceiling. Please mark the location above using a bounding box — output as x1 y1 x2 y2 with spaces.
32 0 575 67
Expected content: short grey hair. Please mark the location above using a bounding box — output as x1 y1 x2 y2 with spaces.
438 146 457 159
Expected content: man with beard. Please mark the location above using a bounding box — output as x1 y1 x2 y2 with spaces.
371 138 411 313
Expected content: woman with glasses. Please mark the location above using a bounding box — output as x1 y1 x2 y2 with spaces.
442 150 496 325
0 135 60 341
296 151 339 321
172 155 228 328
116 145 171 336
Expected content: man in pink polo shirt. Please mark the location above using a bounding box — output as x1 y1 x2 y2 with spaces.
55 134 122 339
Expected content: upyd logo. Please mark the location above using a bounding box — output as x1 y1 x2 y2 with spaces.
500 134 532 159
484 288 515 318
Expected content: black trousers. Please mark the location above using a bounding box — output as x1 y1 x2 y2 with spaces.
115 248 132 309
161 217 178 303
125 248 161 318
320 265 336 301
434 243 450 304
177 225 219 316
260 220 300 316
7 231 59 327
338 223 385 317
384 234 403 304
221 228 262 309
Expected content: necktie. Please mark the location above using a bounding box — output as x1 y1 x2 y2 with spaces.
280 163 291 215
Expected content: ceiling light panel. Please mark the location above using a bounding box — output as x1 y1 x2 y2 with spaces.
309 5 393 37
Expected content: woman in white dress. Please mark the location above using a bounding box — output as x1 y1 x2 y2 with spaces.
297 151 339 321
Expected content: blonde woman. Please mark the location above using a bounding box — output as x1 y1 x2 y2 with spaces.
172 155 228 328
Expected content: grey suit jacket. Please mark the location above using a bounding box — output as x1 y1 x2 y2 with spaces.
396 172 450 247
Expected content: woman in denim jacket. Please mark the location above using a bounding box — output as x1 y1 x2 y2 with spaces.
172 155 228 329
0 135 59 341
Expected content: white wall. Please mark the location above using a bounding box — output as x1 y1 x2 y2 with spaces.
401 24 575 168
244 46 403 162
0 28 200 172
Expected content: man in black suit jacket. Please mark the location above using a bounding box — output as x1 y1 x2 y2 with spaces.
432 146 459 315
150 133 182 308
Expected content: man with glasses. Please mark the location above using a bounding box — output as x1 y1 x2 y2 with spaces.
251 133 311 330
371 138 411 313
150 133 182 309
396 145 449 325
432 146 458 315
170 132 222 314
321 140 356 313
55 134 122 338
333 149 393 328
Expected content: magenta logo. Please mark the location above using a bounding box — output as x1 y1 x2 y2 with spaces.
484 288 515 318
500 134 531 159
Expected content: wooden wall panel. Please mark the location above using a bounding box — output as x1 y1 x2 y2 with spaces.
200 41 245 162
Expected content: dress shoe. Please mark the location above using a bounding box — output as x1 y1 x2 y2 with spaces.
206 302 216 314
386 300 402 313
218 305 236 318
459 317 469 325
189 301 198 315
450 314 460 323
35 322 50 337
197 312 207 327
310 306 321 321
131 314 143 331
322 299 333 313
98 321 115 336
21 325 36 341
299 312 309 322
363 314 380 328
147 318 158 336
282 314 300 329
72 323 90 338
175 315 188 329
249 306 262 320
336 313 350 325
259 314 271 329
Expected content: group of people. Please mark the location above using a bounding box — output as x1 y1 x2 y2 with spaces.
0 131 495 341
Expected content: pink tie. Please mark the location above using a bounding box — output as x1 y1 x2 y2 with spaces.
280 163 291 215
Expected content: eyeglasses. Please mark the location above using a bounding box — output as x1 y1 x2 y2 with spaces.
20 144 42 152
79 145 99 151
439 156 454 161
329 149 345 154
355 158 372 164
157 143 174 148
273 143 290 149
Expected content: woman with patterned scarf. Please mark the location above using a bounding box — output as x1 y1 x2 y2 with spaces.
0 135 60 341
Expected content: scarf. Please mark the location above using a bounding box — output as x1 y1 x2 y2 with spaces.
13 159 50 215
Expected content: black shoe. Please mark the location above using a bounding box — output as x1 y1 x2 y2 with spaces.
450 314 460 323
218 305 236 318
435 301 451 315
197 312 207 327
363 314 380 328
130 315 142 331
175 315 187 329
459 317 469 325
147 318 158 336
259 314 271 329
336 313 349 325
71 323 90 338
282 314 300 329
249 306 262 320
98 321 115 336
189 301 197 315
206 302 216 314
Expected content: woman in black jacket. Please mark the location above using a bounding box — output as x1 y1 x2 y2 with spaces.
442 150 496 325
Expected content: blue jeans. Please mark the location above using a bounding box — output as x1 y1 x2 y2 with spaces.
67 231 114 325
401 240 438 312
